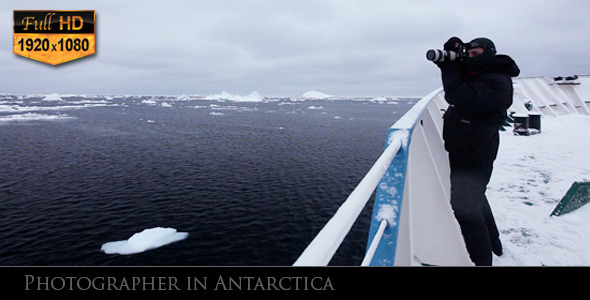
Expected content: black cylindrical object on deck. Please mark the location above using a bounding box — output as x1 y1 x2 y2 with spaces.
528 113 541 133
513 114 530 136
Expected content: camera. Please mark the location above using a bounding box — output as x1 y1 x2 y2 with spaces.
426 47 466 62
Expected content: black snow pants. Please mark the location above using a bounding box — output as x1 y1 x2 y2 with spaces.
449 153 500 266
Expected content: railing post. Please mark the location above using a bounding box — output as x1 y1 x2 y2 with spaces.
364 88 444 266
364 88 473 266
361 219 387 266
364 127 412 266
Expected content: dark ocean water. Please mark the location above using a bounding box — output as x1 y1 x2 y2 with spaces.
0 96 413 266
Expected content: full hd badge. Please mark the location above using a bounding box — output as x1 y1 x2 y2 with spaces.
13 10 95 65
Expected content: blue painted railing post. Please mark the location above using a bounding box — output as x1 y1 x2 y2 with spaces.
363 88 442 266
365 127 413 266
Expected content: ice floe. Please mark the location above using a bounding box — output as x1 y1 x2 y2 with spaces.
101 227 188 255
141 99 157 105
0 113 74 122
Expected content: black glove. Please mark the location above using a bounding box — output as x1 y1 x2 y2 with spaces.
444 37 464 52
434 37 464 68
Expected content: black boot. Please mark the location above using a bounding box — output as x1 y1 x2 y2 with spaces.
455 213 493 266
492 238 503 256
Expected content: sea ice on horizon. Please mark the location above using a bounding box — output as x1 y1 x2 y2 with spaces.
302 90 333 100
0 113 74 122
101 227 188 255
205 91 263 102
42 93 63 101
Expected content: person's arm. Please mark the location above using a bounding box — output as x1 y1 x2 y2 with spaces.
441 68 512 114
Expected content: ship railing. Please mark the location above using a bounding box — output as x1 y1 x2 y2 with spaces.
294 75 590 266
293 87 473 266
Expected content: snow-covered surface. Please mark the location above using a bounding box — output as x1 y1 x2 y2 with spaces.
101 227 188 255
489 115 590 266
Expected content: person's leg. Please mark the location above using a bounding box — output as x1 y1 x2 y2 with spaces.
454 212 492 265
449 156 494 265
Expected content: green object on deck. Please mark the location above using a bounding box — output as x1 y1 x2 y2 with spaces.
550 182 590 216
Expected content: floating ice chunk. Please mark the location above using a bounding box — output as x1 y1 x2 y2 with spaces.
42 93 62 101
141 99 157 105
101 227 188 255
161 102 172 107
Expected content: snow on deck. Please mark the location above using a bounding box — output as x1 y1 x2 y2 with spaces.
489 115 590 266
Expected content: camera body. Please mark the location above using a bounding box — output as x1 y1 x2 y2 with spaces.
426 46 467 62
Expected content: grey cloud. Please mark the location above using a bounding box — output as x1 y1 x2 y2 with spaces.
1 0 588 97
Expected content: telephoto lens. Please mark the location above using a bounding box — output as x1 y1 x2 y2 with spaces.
426 49 439 61
426 49 457 62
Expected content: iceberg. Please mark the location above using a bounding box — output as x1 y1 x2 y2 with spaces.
302 90 333 100
101 227 188 255
141 99 157 105
371 96 387 102
205 91 263 102
42 93 63 101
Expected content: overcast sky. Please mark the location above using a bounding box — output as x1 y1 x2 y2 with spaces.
2 0 589 97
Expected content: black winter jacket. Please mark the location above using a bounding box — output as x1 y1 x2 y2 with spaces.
440 55 520 164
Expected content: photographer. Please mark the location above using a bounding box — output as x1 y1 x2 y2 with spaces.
431 37 520 265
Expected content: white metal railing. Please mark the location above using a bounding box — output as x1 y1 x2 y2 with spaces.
293 88 449 266
293 135 403 266
360 219 386 266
